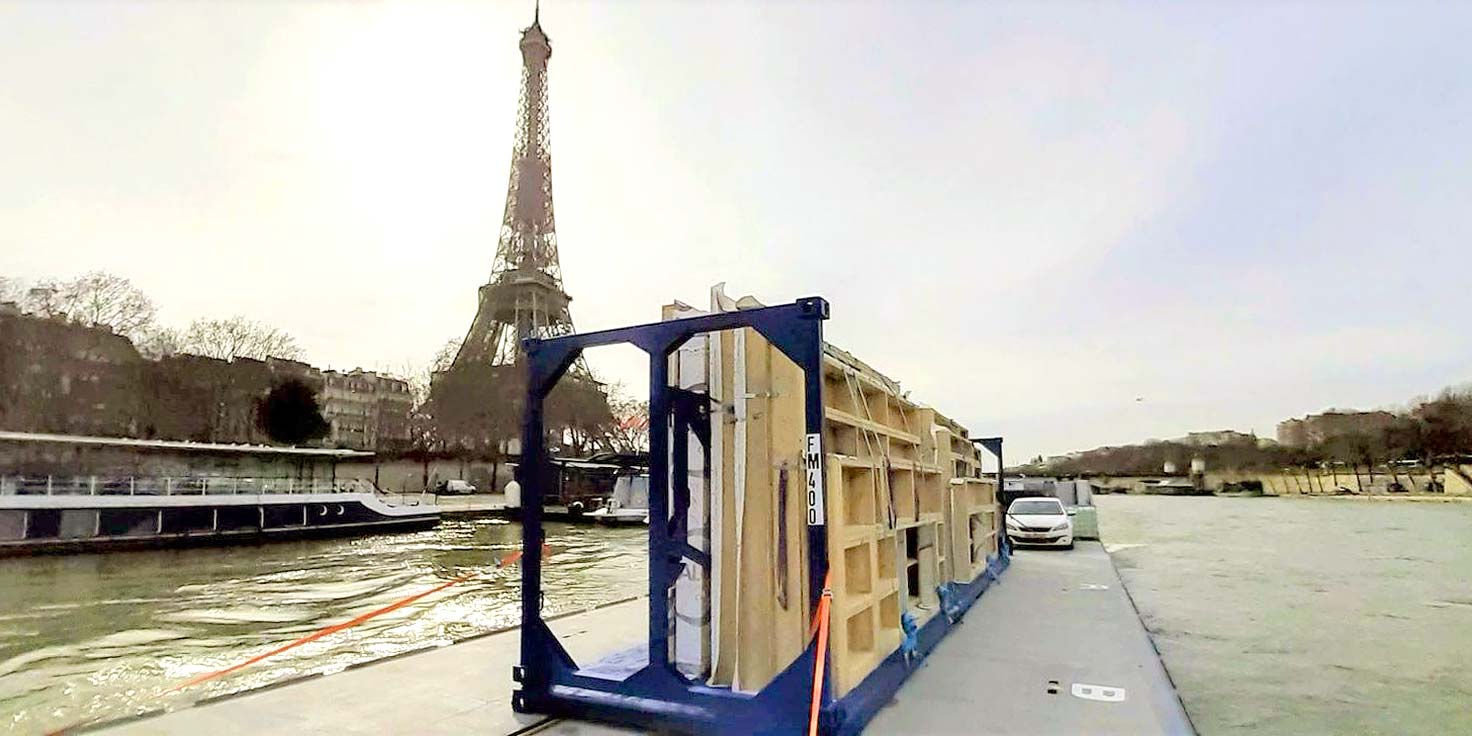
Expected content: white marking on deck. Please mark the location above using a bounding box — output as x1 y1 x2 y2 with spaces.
1072 683 1127 702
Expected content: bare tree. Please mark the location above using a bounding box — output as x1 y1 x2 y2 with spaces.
180 316 301 360
404 337 463 435
22 271 157 339
430 364 517 454
385 360 431 409
604 383 649 454
0 276 27 304
135 326 183 359
431 337 461 374
20 282 61 317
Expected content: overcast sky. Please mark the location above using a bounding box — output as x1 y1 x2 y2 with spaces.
2 1 1469 462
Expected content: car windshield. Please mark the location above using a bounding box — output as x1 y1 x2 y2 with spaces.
1010 500 1062 515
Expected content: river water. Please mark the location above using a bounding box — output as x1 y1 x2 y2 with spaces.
1096 495 1472 735
0 519 648 735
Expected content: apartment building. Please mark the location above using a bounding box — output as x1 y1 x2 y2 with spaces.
1276 410 1396 448
320 369 413 451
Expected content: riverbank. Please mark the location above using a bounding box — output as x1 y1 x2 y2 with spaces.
433 494 511 517
1301 493 1472 503
1095 495 1472 734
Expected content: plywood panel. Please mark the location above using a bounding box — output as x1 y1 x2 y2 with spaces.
764 337 810 678
708 323 738 686
734 327 776 691
672 284 1001 699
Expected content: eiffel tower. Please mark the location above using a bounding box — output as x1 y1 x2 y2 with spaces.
453 5 580 370
431 6 607 452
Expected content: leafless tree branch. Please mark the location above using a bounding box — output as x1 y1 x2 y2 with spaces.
180 316 301 361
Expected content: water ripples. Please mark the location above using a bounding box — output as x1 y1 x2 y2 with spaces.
0 519 647 735
1097 496 1472 735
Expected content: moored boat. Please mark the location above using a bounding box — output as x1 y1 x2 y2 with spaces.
585 473 650 525
0 432 441 555
503 454 650 524
0 476 439 556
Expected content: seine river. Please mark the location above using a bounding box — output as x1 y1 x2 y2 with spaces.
4 499 1470 735
0 519 647 735
1096 495 1472 735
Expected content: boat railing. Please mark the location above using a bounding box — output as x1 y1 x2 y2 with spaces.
0 475 382 497
374 490 437 508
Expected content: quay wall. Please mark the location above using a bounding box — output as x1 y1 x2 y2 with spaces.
1211 469 1440 495
1445 465 1472 496
1088 468 1449 496
0 440 337 484
337 459 512 495
0 437 514 495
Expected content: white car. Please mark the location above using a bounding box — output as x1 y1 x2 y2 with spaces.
1005 497 1074 549
436 479 476 495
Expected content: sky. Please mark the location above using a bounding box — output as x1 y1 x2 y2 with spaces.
2 0 1469 463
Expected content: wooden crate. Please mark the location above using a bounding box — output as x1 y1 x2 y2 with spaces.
682 287 996 698
820 351 928 695
925 409 1001 584
948 477 999 582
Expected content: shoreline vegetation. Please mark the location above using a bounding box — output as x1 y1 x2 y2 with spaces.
1023 384 1472 500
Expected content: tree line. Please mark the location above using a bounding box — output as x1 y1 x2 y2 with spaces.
3 270 341 446
1034 386 1472 480
1 271 300 361
3 270 651 456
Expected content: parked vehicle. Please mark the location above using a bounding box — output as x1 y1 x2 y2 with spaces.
1005 496 1074 549
436 479 476 495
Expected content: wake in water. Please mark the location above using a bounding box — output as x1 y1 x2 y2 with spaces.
0 519 647 735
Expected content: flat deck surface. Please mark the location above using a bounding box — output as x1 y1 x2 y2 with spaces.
868 542 1194 735
97 543 1190 735
97 600 646 736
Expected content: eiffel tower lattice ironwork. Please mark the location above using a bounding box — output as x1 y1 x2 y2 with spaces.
452 7 586 374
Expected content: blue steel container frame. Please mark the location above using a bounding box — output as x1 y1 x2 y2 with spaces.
511 296 1011 735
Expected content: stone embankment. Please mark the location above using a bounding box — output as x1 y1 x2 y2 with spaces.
1087 464 1472 499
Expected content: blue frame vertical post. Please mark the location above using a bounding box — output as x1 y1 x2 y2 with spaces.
974 436 1008 557
802 333 828 614
974 437 1003 496
647 353 672 667
974 436 1010 515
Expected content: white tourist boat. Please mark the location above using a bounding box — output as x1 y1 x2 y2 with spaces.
0 432 441 555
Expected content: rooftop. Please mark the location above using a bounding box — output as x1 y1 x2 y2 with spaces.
0 431 373 459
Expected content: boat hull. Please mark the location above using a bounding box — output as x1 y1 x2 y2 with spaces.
0 493 441 557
